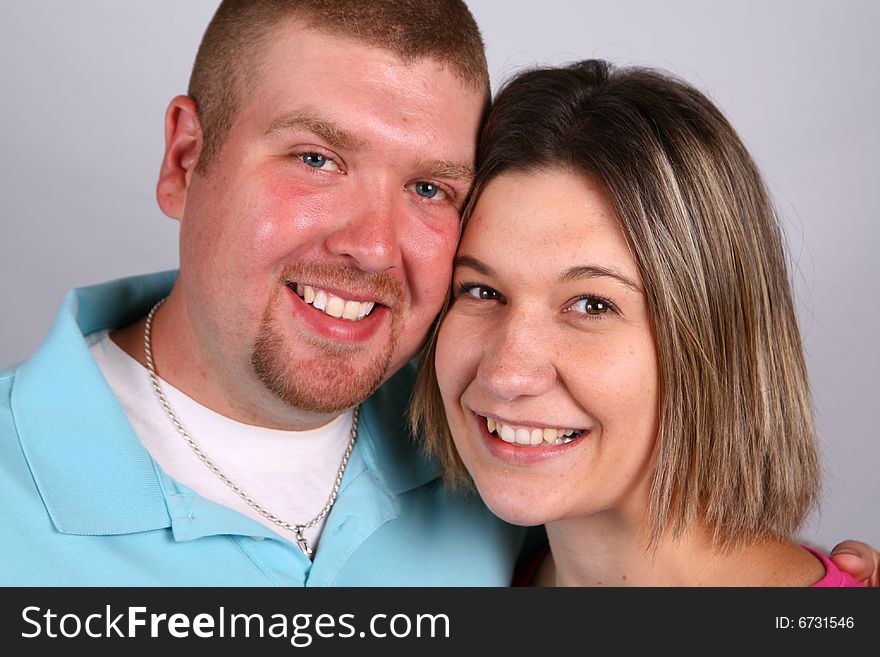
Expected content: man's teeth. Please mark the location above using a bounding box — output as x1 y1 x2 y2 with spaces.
295 284 375 321
486 417 584 447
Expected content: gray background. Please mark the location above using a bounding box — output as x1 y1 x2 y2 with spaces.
1 1 877 549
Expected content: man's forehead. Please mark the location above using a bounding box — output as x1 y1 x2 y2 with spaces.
260 16 488 98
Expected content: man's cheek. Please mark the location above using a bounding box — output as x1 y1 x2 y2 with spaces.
259 180 333 236
407 237 458 290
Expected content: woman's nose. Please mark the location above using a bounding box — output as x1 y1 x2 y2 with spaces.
476 313 557 402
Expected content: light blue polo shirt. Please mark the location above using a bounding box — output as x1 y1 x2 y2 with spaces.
0 272 525 585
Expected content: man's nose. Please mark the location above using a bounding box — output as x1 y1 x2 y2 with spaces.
476 311 557 402
324 185 402 273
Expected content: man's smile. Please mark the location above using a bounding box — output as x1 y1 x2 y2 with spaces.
291 283 377 321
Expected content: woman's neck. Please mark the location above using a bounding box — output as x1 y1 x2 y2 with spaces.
536 515 824 587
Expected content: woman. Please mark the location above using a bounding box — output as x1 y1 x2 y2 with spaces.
411 59 863 586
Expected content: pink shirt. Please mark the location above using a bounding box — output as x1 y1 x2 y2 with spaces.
513 544 866 586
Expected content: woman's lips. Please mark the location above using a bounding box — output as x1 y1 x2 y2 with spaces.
474 412 591 465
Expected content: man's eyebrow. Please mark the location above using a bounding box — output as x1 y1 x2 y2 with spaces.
416 160 475 184
266 111 365 150
560 265 642 292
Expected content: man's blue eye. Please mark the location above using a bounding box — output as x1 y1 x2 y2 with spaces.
297 153 340 172
414 181 441 199
302 153 328 168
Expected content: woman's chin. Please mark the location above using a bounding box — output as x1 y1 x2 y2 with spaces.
478 488 559 528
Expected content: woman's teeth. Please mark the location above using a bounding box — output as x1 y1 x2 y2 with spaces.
485 416 585 446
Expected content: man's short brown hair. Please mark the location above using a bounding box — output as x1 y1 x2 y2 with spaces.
188 0 489 171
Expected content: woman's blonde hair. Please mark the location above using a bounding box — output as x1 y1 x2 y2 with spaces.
411 59 819 548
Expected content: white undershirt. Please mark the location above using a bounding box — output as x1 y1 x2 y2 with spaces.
89 330 354 554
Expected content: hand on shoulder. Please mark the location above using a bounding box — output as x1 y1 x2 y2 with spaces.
829 540 880 587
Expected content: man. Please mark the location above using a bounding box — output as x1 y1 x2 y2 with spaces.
0 0 876 586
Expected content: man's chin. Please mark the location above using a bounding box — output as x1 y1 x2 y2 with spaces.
251 294 403 415
270 377 383 416
251 347 393 416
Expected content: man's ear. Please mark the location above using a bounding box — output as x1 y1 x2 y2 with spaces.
156 95 203 220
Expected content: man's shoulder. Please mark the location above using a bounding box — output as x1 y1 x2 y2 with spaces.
68 270 178 334
3 271 178 371
0 367 16 419
0 360 22 436
1 268 177 377
0 366 15 387
0 271 179 448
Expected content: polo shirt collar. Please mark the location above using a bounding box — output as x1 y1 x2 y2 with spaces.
12 272 177 536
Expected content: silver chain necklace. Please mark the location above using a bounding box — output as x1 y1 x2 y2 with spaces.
143 297 359 557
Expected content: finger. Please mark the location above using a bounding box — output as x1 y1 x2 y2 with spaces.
829 540 880 587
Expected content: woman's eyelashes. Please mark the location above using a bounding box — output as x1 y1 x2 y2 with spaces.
564 294 619 319
455 282 505 303
453 282 618 320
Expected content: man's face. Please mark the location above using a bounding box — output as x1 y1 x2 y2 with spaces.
170 22 485 428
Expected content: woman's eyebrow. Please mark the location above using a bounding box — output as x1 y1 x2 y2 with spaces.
559 264 642 292
455 256 641 293
453 255 494 276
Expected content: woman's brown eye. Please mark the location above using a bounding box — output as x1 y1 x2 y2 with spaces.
570 296 612 316
468 286 499 300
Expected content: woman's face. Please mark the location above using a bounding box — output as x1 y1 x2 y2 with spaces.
435 170 660 527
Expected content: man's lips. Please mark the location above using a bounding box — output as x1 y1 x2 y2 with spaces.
284 282 390 343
